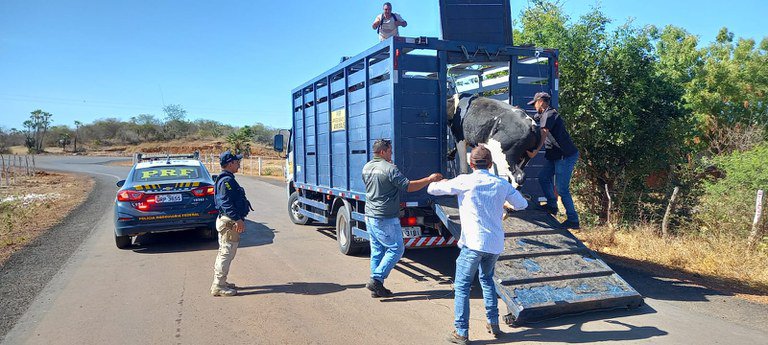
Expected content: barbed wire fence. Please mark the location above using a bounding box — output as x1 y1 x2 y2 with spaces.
0 154 37 188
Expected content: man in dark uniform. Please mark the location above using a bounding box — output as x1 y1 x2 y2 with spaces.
211 150 252 297
527 92 581 229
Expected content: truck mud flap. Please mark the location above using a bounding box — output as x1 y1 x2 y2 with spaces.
496 210 643 326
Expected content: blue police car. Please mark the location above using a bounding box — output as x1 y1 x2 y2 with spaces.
113 153 218 249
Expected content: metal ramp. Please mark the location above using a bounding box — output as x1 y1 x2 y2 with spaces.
433 199 643 326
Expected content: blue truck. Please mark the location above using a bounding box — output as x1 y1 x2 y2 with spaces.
274 0 642 326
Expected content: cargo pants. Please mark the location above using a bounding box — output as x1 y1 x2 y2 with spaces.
211 215 241 290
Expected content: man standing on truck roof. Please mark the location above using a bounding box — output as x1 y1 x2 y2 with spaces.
372 2 407 41
526 92 581 229
427 145 528 344
362 139 442 298
210 150 253 297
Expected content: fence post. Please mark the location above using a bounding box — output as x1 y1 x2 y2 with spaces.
748 190 765 249
0 154 4 187
258 157 262 176
25 155 30 176
661 186 680 238
31 154 36 175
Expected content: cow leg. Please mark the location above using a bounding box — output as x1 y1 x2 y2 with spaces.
457 140 468 174
485 138 513 184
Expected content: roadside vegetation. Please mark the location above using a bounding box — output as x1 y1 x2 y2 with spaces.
0 171 94 265
0 0 765 293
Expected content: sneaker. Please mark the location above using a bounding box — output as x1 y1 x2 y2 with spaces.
223 282 237 289
486 323 502 337
447 330 469 345
211 287 237 297
365 278 393 298
561 219 580 229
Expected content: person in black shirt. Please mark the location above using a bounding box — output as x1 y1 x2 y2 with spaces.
211 150 252 296
527 92 581 229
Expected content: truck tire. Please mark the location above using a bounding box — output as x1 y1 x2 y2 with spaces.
115 234 132 249
288 191 311 225
202 225 218 241
336 204 363 255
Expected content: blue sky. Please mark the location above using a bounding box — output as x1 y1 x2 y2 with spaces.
1 0 765 131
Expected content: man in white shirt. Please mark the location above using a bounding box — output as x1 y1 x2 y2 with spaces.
428 145 528 345
372 2 407 41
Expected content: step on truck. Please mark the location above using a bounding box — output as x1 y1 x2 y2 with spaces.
274 0 642 326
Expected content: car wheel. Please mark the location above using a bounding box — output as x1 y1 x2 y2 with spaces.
200 226 218 241
288 191 310 225
336 205 363 255
115 234 132 249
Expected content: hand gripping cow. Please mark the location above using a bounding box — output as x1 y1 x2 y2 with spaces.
446 93 540 187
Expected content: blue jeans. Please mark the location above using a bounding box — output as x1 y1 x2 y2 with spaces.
365 216 405 282
539 152 580 223
453 246 500 337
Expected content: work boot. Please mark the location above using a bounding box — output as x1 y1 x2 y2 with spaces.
486 323 502 337
447 330 469 345
365 278 393 298
560 219 580 230
211 286 237 297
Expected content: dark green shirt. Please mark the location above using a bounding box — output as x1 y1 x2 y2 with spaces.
362 156 410 218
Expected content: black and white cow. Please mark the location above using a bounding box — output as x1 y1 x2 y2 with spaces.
446 93 540 186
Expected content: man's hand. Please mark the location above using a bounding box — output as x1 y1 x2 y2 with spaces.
234 219 245 233
429 173 444 182
526 150 537 158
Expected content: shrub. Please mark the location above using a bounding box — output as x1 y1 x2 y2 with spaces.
695 143 768 238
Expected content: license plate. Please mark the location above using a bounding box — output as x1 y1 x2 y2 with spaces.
155 194 182 203
402 226 421 238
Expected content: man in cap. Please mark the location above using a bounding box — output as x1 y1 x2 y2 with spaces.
362 139 442 298
527 92 581 229
427 145 528 344
372 2 407 41
211 150 253 297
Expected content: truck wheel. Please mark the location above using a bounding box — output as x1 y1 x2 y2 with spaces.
288 191 310 225
336 205 363 255
115 234 132 249
201 225 218 241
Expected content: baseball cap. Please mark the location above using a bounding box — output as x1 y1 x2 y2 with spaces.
527 92 551 105
470 145 493 167
220 150 243 166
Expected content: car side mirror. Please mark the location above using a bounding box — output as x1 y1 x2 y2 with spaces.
116 180 125 187
211 174 218 182
273 134 284 152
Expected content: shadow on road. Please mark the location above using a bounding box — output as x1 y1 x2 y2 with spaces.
472 319 667 344
132 220 276 254
236 282 365 296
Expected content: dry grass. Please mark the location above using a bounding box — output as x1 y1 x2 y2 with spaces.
0 171 94 265
573 224 768 301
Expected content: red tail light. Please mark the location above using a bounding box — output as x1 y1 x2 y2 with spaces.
137 196 155 211
554 60 559 78
191 186 215 197
117 190 144 201
394 48 400 69
400 216 418 226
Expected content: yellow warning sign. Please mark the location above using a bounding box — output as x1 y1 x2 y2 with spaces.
331 108 346 132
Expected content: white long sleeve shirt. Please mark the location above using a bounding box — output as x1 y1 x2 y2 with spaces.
427 169 528 255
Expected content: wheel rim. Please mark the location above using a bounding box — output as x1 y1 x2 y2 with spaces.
338 214 348 247
291 198 305 221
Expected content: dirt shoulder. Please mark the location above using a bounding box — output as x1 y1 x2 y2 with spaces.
0 171 94 265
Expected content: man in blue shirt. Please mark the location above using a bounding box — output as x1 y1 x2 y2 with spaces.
211 150 252 297
428 145 528 344
527 92 581 229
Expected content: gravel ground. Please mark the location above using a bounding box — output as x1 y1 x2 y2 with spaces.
0 174 113 340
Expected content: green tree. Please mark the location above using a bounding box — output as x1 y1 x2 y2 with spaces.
162 104 190 139
517 2 687 222
22 110 53 153
225 126 254 155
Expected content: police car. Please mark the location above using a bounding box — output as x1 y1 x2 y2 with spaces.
113 152 218 249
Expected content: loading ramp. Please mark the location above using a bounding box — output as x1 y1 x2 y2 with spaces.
433 198 643 326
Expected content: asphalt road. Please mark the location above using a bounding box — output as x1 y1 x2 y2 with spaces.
1 156 766 344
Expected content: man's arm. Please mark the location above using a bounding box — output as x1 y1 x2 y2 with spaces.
407 173 442 192
395 14 407 27
372 14 381 30
504 187 528 211
527 127 549 158
426 177 461 196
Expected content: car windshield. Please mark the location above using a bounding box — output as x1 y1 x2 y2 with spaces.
133 166 203 182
